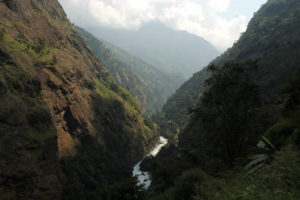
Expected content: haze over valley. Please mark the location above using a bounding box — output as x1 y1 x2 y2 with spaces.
85 22 220 79
1 0 300 200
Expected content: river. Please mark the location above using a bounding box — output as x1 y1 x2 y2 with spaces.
132 136 168 189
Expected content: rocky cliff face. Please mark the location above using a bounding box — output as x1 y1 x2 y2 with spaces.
0 0 158 199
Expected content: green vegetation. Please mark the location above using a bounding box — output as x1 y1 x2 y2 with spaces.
158 0 300 141
144 61 300 200
190 61 261 161
1 0 300 199
0 0 159 199
149 146 300 200
87 21 220 78
102 178 145 200
76 26 182 115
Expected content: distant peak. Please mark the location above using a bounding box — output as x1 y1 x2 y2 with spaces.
140 21 171 31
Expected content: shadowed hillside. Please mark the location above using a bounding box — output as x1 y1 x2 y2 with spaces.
0 0 158 199
144 1 300 199
158 0 300 139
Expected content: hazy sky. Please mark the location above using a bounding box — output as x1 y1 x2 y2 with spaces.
58 0 267 51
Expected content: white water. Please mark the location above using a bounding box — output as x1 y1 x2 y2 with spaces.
132 136 168 189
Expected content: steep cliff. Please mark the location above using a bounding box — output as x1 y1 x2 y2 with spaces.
0 0 158 199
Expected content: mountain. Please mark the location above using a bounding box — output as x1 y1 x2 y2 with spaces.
0 0 158 199
75 26 183 114
143 1 300 199
159 0 300 137
85 21 220 79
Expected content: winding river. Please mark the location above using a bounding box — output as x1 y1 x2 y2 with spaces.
132 136 168 189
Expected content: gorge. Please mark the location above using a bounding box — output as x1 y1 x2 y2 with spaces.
1 0 300 199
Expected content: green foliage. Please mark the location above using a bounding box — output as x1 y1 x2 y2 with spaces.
87 21 219 79
0 1 160 199
283 69 300 110
147 59 300 199
102 178 145 200
0 47 13 66
82 79 96 90
160 69 209 130
144 115 155 129
0 91 58 199
0 31 56 68
264 115 300 148
160 0 300 140
60 83 159 199
75 26 182 115
61 141 129 200
149 147 300 200
264 69 300 148
144 1 300 200
195 146 300 200
147 169 209 200
188 61 261 161
172 169 208 200
26 104 53 131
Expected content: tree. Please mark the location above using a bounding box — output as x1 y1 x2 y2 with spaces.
283 68 300 110
195 60 261 161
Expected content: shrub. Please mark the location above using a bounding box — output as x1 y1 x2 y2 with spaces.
172 169 209 200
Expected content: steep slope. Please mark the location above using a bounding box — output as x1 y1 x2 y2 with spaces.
159 0 300 135
75 26 182 114
86 21 220 78
143 1 300 199
0 0 158 199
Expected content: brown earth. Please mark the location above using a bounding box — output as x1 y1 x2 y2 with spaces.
0 0 159 199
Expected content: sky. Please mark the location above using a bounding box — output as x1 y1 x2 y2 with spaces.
58 0 267 51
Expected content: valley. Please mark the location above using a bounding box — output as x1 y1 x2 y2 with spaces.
0 0 300 200
74 26 183 115
85 21 220 79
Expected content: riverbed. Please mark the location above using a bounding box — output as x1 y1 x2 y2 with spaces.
132 136 168 189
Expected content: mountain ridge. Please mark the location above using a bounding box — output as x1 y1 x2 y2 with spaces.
0 0 158 199
158 0 300 137
85 21 220 78
143 1 300 199
75 26 183 114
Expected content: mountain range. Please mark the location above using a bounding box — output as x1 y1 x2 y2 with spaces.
1 0 300 199
85 21 220 79
75 26 183 114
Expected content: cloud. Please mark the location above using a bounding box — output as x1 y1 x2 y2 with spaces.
58 0 247 50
